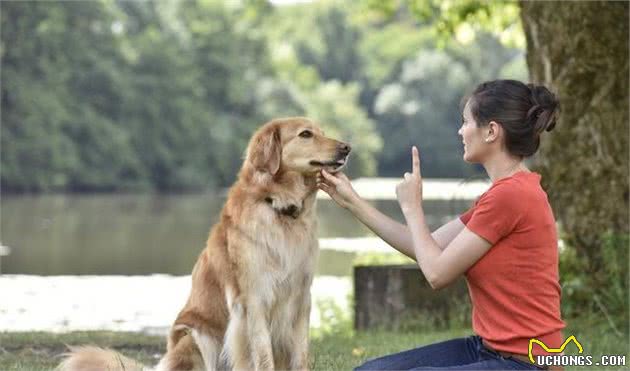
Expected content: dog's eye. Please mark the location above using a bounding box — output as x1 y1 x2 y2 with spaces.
298 130 313 139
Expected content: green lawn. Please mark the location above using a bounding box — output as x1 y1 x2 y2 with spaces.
0 328 473 371
0 318 627 370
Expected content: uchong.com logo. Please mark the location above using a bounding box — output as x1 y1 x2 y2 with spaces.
528 335 626 367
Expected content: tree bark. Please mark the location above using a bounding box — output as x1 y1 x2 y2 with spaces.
520 1 629 266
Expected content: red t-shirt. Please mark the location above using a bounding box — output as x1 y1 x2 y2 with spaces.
460 171 565 356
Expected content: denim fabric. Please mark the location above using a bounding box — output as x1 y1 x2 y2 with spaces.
355 335 543 370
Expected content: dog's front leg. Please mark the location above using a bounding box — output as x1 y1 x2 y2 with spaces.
290 286 312 370
224 298 250 371
247 301 274 371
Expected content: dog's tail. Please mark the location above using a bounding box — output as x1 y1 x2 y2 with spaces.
57 345 149 371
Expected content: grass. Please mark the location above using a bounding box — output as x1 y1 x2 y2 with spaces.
1 317 627 370
560 315 630 370
0 328 472 371
0 331 163 371
310 327 473 370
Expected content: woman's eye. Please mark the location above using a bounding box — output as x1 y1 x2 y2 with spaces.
299 130 313 138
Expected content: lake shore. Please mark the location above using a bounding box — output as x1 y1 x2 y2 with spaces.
0 275 351 334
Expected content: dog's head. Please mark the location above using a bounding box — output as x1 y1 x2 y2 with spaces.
246 117 351 176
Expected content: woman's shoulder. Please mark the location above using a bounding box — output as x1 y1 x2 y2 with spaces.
479 171 543 207
490 171 541 192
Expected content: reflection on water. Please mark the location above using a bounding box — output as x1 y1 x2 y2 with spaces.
1 193 471 275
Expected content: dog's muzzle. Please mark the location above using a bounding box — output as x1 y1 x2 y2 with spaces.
309 143 352 171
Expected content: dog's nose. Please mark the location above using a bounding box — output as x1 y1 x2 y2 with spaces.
338 143 351 154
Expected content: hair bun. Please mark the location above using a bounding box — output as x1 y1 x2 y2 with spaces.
526 84 559 134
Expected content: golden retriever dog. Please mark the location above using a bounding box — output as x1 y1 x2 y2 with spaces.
59 117 351 371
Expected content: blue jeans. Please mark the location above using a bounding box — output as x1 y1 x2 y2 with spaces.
355 335 543 370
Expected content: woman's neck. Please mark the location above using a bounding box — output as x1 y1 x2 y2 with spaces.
483 153 529 183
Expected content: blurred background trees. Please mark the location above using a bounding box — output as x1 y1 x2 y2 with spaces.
1 0 526 192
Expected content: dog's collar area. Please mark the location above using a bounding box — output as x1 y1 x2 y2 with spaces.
265 197 302 219
279 205 300 219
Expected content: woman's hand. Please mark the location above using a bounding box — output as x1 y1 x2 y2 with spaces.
396 146 423 217
316 170 360 209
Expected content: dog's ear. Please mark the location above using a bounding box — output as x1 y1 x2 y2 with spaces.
249 125 282 175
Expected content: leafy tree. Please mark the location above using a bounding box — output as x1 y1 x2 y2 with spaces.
374 49 471 177
270 1 524 178
1 1 141 192
1 0 526 192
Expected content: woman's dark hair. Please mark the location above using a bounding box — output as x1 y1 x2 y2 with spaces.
468 79 559 157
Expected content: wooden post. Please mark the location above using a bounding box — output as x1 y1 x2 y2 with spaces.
0 244 10 275
354 264 469 330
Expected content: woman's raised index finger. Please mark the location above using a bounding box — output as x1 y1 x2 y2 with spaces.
412 146 420 175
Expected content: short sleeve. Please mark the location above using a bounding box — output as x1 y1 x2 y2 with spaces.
460 207 474 225
460 193 485 225
465 183 523 244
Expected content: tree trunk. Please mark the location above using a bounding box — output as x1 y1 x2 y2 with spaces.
520 1 629 268
354 265 469 330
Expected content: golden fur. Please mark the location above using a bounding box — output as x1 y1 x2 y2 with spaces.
58 117 351 371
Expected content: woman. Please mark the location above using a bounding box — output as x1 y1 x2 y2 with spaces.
317 80 565 370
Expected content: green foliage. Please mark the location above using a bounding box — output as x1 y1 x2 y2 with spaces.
2 1 127 192
359 23 431 89
2 0 526 192
371 33 525 177
366 0 524 48
560 233 629 336
312 297 354 339
269 1 525 179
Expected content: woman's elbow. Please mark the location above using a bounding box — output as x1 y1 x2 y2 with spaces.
427 278 445 290
420 263 456 290
426 274 455 291
424 270 442 290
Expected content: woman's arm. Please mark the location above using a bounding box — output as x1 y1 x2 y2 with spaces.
406 212 491 289
396 147 491 290
319 171 465 260
349 197 465 259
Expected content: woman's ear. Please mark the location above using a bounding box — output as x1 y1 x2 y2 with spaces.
248 126 282 175
486 121 501 143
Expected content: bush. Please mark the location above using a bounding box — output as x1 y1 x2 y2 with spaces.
560 232 629 335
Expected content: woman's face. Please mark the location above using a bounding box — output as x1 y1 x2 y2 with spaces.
458 100 488 163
